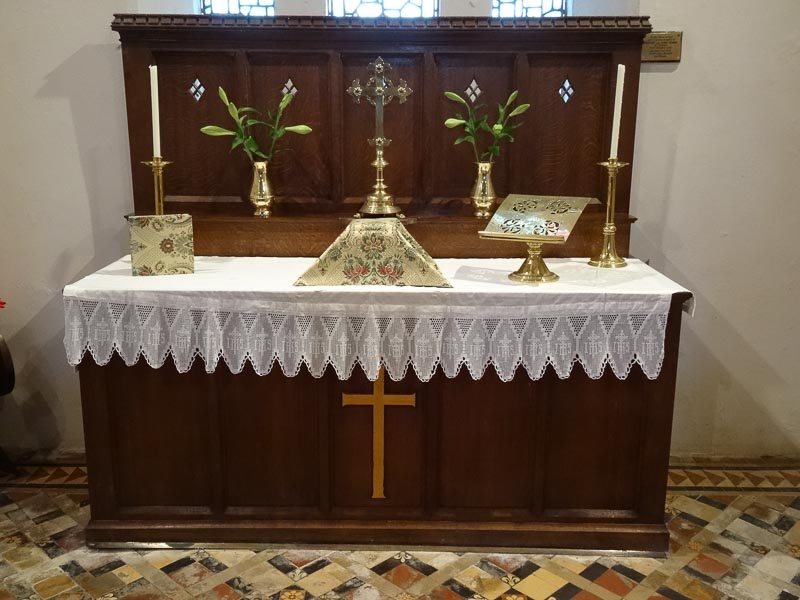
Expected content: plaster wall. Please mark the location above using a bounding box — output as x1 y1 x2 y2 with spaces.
631 0 800 456
0 0 797 458
0 0 135 456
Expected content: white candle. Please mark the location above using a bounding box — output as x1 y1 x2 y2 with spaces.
149 64 161 157
609 64 625 159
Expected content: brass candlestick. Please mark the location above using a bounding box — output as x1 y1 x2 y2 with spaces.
589 157 629 268
141 156 172 215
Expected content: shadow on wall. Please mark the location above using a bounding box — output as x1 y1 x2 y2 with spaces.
634 235 797 457
2 42 133 458
0 297 66 456
633 60 798 456
36 42 133 261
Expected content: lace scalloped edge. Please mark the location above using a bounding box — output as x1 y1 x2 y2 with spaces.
68 342 666 382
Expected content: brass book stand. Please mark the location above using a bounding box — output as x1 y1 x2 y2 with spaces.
479 194 592 284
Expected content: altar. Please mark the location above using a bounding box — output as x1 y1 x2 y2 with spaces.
65 256 691 552
56 12 698 553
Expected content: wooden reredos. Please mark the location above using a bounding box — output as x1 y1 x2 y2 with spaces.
112 14 651 257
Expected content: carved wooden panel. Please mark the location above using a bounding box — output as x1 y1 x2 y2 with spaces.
436 370 535 511
541 370 646 513
520 54 610 198
248 52 334 201
223 367 324 510
156 51 244 199
107 359 216 511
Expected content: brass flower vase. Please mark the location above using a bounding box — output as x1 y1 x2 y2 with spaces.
249 161 274 218
470 161 496 218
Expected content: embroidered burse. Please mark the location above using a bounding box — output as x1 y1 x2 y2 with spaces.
128 214 194 276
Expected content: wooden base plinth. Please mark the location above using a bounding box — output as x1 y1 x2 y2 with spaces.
86 520 668 554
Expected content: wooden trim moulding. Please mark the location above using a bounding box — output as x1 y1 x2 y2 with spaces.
112 15 652 44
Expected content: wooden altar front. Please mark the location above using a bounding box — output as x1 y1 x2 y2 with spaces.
72 14 692 553
79 292 688 552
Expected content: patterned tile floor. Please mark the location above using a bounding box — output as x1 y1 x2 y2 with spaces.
0 464 799 599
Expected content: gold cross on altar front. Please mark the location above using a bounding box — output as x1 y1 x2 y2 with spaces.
342 369 415 499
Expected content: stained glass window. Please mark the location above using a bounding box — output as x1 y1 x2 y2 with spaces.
491 0 567 18
327 0 438 18
201 0 276 17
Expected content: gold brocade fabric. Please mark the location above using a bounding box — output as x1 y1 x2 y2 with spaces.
128 214 194 276
294 218 451 288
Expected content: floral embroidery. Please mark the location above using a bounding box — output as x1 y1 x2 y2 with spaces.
129 214 194 277
361 232 385 259
295 218 450 288
344 257 370 281
378 258 404 282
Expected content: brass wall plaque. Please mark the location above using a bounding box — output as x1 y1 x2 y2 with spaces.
642 31 683 62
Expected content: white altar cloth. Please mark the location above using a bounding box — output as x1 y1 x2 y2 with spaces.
63 256 691 382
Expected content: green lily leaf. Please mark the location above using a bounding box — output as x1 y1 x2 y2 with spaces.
227 102 240 124
218 87 230 106
444 91 468 105
200 125 236 136
231 137 244 150
246 118 268 127
508 103 531 118
285 124 313 134
243 136 260 152
444 118 466 128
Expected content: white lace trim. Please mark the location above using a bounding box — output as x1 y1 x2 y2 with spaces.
63 298 669 381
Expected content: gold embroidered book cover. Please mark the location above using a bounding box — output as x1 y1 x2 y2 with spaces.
128 214 194 276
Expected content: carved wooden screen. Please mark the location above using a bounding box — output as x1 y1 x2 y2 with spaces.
112 15 651 257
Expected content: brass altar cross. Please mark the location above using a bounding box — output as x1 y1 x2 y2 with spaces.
347 57 412 143
346 57 413 216
342 368 416 499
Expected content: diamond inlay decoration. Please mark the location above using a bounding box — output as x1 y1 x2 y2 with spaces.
282 78 298 96
189 78 205 102
465 78 482 104
558 78 574 103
